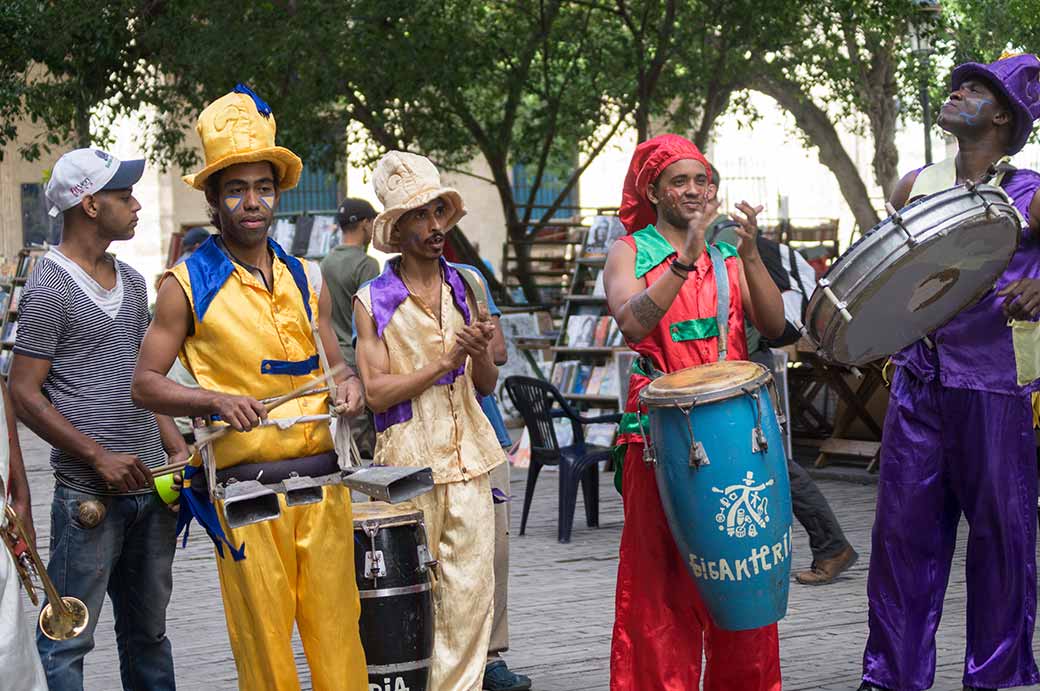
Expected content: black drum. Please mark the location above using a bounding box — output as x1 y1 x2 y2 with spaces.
353 502 436 691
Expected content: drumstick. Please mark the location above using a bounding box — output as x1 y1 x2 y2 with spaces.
263 363 346 413
150 461 190 478
194 365 346 446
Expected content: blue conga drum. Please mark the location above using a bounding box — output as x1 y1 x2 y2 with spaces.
639 360 792 630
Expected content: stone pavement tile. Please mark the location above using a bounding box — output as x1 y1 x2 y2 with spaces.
13 425 1040 690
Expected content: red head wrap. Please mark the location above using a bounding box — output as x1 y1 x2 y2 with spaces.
618 134 712 234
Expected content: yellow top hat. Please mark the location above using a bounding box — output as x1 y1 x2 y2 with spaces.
182 84 303 191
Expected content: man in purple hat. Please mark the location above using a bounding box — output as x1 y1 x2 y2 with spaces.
858 53 1040 691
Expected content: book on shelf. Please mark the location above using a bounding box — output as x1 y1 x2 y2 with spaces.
581 216 626 257
592 269 606 297
16 253 41 279
574 362 590 393
599 366 621 398
1 321 17 345
585 366 607 395
584 409 618 448
7 286 22 313
566 314 599 347
592 316 612 346
0 350 10 377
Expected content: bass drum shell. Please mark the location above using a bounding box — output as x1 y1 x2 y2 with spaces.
642 362 793 631
354 502 434 691
806 183 1020 366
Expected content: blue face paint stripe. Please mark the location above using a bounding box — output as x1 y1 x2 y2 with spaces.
959 99 992 124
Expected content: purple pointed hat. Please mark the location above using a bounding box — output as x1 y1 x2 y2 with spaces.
951 53 1040 154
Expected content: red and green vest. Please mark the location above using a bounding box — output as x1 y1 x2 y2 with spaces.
615 224 749 449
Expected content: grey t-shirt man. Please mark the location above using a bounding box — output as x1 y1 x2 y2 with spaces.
320 245 379 367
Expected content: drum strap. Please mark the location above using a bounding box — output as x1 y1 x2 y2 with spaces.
707 245 730 362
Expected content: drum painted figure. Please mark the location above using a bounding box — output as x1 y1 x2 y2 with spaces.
641 361 792 631
353 502 436 691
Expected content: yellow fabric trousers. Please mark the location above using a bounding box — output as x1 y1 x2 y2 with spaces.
408 474 495 691
214 485 367 691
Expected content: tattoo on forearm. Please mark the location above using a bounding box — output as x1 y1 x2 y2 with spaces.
631 292 666 329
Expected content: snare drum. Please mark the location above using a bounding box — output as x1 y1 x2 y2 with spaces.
353 502 437 691
640 361 792 631
806 183 1020 365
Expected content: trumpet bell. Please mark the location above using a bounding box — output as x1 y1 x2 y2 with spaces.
39 596 90 641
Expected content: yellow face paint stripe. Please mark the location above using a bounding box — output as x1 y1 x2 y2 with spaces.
260 194 275 210
224 195 242 212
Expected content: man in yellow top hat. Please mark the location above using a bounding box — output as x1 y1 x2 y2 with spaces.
131 84 368 690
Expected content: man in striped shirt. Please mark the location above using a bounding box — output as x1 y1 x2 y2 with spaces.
9 148 187 691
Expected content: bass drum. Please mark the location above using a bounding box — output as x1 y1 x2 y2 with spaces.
806 182 1020 366
354 502 436 691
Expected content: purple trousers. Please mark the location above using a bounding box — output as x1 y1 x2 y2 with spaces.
862 367 1039 690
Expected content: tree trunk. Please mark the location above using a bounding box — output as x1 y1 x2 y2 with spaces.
749 72 880 234
482 152 543 305
864 54 901 201
692 85 734 151
75 104 91 148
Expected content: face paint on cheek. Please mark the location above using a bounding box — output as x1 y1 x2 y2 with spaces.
959 98 993 124
223 195 242 213
259 194 275 210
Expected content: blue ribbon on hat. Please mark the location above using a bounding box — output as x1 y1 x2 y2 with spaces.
233 83 272 118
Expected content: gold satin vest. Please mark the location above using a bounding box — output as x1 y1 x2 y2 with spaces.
168 240 331 469
354 262 504 484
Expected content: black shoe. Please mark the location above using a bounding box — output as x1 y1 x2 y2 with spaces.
484 659 532 691
856 683 890 691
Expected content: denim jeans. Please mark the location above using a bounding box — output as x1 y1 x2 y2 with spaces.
37 483 177 691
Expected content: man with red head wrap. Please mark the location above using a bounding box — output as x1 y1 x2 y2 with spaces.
603 134 787 690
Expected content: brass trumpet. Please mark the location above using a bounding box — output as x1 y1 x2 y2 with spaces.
2 504 89 640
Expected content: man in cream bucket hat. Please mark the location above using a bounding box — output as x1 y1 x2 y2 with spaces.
133 84 368 690
355 151 506 690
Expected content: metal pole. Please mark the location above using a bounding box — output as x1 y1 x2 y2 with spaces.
921 53 933 165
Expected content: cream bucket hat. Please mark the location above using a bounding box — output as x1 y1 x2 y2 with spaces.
371 151 466 253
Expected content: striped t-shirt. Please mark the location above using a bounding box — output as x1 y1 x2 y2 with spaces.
14 250 164 494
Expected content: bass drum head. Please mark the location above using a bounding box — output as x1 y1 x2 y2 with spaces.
807 183 1021 366
642 361 770 407
834 216 1016 364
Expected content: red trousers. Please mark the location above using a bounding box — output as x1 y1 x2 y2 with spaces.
611 444 782 691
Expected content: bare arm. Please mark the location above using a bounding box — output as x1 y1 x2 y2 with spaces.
996 188 1040 318
604 240 683 344
3 380 34 547
890 170 919 210
10 354 153 492
317 281 364 417
354 297 468 412
155 414 189 461
132 277 266 432
490 315 507 366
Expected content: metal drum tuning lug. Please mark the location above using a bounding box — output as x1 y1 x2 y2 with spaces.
817 278 854 325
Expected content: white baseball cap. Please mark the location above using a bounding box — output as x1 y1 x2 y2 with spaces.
44 148 145 217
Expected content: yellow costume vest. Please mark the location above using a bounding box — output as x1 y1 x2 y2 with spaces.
168 237 331 468
354 258 504 483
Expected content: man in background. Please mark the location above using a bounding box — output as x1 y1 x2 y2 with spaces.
321 198 380 457
176 227 212 263
706 165 858 586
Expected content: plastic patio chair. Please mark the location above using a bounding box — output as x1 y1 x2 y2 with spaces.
504 375 621 543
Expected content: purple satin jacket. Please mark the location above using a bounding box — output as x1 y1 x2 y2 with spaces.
891 167 1040 394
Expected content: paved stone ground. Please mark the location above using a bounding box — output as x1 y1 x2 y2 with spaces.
13 426 1040 690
